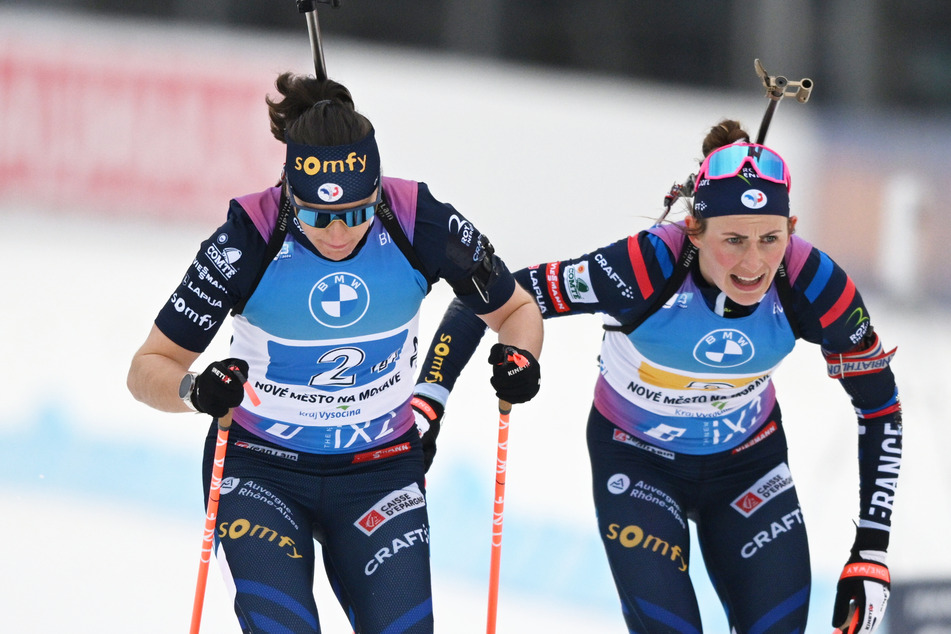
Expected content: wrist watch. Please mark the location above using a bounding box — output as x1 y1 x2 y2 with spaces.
179 372 198 412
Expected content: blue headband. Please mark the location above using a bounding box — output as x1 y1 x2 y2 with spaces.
692 143 791 218
285 130 381 205
693 176 790 218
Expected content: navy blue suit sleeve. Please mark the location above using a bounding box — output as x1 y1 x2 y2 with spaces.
410 183 515 315
788 245 902 531
513 232 673 323
414 230 675 402
153 200 268 353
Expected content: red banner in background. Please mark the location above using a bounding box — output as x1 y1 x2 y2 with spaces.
0 28 284 223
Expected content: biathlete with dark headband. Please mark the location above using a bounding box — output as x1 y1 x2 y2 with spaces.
409 120 901 633
127 72 542 633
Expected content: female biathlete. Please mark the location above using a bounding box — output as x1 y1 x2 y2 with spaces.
128 72 542 633
409 120 901 633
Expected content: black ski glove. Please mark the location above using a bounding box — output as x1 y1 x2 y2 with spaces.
192 358 250 418
832 527 890 633
487 344 540 404
411 394 445 472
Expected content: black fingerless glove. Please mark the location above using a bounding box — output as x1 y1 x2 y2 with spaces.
487 343 540 404
192 358 249 418
411 394 445 472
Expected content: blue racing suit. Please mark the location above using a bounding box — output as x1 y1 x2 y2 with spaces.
154 176 517 633
413 221 901 633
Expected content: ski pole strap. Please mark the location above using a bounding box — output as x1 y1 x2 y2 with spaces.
839 562 890 584
410 396 439 421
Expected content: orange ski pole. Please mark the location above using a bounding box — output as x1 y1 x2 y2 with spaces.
189 410 232 634
486 399 512 634
189 375 259 633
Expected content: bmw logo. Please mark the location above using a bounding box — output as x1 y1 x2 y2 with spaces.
309 272 370 328
693 329 755 368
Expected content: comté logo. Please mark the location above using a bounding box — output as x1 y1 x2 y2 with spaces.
358 511 386 534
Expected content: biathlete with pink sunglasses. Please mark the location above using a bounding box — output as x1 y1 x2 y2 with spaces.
127 72 542 633
410 120 900 633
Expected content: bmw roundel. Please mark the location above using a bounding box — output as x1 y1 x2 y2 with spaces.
309 272 370 328
693 329 754 368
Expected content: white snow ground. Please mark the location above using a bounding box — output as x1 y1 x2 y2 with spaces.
2 9 950 634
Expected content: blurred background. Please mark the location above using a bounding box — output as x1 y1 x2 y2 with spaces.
2 2 949 632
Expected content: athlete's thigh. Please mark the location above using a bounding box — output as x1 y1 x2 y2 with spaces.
695 451 811 633
318 446 433 634
587 411 702 633
204 430 320 633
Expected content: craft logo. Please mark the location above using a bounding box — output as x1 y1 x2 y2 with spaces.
564 261 598 303
355 483 426 535
693 329 755 368
741 189 767 209
309 272 370 328
730 463 794 517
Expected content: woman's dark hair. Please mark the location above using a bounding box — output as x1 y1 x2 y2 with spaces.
700 119 750 158
266 72 373 146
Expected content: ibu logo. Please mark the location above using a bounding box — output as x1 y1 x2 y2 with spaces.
693 329 754 368
309 272 370 328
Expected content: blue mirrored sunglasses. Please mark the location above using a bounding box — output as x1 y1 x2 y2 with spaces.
698 143 791 190
286 180 380 229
